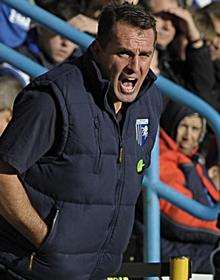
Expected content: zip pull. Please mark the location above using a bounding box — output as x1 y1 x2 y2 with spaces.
51 208 60 232
28 252 36 271
118 146 124 164
94 116 100 129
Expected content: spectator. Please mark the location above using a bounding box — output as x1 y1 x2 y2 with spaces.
0 66 26 88
83 0 110 19
187 0 214 9
0 2 31 84
202 133 220 192
35 0 98 36
160 101 220 273
0 74 22 135
17 0 84 70
144 0 219 111
143 0 179 13
207 143 220 192
84 0 139 20
194 2 220 111
0 2 30 48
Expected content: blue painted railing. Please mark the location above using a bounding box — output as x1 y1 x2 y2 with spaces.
143 78 220 279
1 1 220 279
0 43 47 77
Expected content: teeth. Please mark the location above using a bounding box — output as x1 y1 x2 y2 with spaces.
123 82 133 87
119 77 137 94
120 81 134 93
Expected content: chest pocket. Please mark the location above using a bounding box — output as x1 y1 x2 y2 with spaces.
93 116 102 174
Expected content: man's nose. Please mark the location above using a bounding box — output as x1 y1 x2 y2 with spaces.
126 56 139 73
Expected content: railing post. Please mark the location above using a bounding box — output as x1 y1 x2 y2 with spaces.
144 130 160 280
170 257 190 280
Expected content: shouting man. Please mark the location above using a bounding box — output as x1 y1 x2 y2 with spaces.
0 3 162 280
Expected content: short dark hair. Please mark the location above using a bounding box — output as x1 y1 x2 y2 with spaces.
97 2 157 48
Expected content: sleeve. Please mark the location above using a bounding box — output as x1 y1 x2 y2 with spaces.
0 86 57 174
184 45 218 108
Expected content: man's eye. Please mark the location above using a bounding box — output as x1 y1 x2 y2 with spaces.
140 53 151 58
118 52 130 58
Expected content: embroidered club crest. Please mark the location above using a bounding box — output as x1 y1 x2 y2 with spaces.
136 119 149 146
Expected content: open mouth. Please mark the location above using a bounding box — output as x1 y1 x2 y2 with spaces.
119 77 138 94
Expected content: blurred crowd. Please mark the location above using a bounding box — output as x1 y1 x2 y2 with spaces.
0 0 220 277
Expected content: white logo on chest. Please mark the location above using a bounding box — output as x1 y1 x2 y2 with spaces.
136 119 149 146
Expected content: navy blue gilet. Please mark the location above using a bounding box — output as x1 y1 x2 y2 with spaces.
0 51 162 280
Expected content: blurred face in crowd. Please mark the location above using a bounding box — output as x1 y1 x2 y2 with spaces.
38 17 78 63
176 115 203 156
155 14 176 48
148 0 178 13
212 16 220 34
207 16 220 61
117 0 139 4
0 109 11 136
93 21 155 112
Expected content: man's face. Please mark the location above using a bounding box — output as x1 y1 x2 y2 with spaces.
176 115 203 156
95 22 155 109
38 18 79 63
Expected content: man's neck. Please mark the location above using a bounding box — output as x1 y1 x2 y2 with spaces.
114 101 122 114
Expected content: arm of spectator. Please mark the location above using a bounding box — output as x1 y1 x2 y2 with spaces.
166 7 203 48
166 7 217 104
0 162 48 248
160 159 220 234
184 42 218 107
70 14 98 35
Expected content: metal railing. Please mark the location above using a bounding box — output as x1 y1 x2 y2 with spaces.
1 1 220 279
144 77 220 279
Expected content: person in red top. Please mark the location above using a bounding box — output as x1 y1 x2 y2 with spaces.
159 101 220 274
